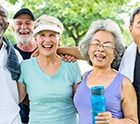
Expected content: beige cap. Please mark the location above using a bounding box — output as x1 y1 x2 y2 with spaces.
33 14 64 35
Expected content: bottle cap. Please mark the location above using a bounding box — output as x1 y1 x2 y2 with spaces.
91 86 104 95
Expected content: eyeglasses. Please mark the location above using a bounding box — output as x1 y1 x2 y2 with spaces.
90 41 115 49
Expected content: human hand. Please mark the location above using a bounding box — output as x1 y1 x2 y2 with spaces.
31 47 39 58
95 112 112 124
62 54 77 62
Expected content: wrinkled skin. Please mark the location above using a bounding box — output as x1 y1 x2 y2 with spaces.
0 5 9 46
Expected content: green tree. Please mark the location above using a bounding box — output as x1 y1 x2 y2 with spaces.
3 0 140 46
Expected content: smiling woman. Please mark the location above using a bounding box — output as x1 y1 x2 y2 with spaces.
74 19 138 124
17 14 81 124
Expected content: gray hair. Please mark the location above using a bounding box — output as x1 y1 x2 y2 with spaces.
130 6 140 26
79 19 125 69
0 5 8 18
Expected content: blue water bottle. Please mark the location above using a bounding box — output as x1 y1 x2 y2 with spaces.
90 86 106 124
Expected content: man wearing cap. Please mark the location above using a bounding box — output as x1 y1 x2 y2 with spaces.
12 8 36 123
0 5 22 124
12 8 36 59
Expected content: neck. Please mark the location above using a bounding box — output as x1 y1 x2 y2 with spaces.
37 54 61 65
17 42 36 52
92 66 113 76
36 54 62 76
87 67 117 89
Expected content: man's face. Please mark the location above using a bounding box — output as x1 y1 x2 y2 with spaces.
0 5 9 37
129 13 140 48
13 14 34 45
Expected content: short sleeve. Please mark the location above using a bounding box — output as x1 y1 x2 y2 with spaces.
66 61 82 84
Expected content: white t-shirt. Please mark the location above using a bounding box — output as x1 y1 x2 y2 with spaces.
0 42 22 124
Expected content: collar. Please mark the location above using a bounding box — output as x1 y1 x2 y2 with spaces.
0 40 6 50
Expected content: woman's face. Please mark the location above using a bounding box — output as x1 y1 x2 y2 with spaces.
88 30 115 69
35 30 60 57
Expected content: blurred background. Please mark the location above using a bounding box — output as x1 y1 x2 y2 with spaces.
1 0 139 73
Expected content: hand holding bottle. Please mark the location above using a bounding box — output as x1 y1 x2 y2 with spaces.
95 112 112 124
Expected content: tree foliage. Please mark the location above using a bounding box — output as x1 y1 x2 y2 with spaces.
2 0 140 46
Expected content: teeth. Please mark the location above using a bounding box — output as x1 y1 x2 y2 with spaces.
19 30 30 34
95 54 106 58
43 44 52 48
97 55 104 57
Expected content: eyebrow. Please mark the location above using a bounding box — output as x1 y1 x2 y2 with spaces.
0 11 7 17
92 39 113 43
136 20 140 24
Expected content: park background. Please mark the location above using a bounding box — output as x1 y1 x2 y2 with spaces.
1 0 140 73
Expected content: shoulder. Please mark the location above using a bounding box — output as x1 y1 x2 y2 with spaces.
13 44 17 48
114 73 134 92
122 76 135 96
123 42 137 55
122 77 132 86
14 48 23 63
118 72 133 87
20 57 35 66
62 61 81 76
82 70 92 78
63 60 80 68
20 58 35 73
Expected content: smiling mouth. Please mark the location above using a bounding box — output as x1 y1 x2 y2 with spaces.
42 44 53 49
95 54 106 60
19 30 30 35
19 32 30 35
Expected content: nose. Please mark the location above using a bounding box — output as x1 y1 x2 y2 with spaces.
21 23 27 29
97 44 105 51
43 36 52 42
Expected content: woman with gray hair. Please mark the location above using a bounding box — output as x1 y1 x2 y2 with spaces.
79 19 124 70
74 19 138 124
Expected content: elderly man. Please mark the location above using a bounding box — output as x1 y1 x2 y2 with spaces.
0 5 22 124
119 6 140 123
12 8 36 123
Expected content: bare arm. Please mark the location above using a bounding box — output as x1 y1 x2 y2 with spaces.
57 46 85 60
118 77 138 124
95 77 138 124
31 46 84 61
17 82 27 103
